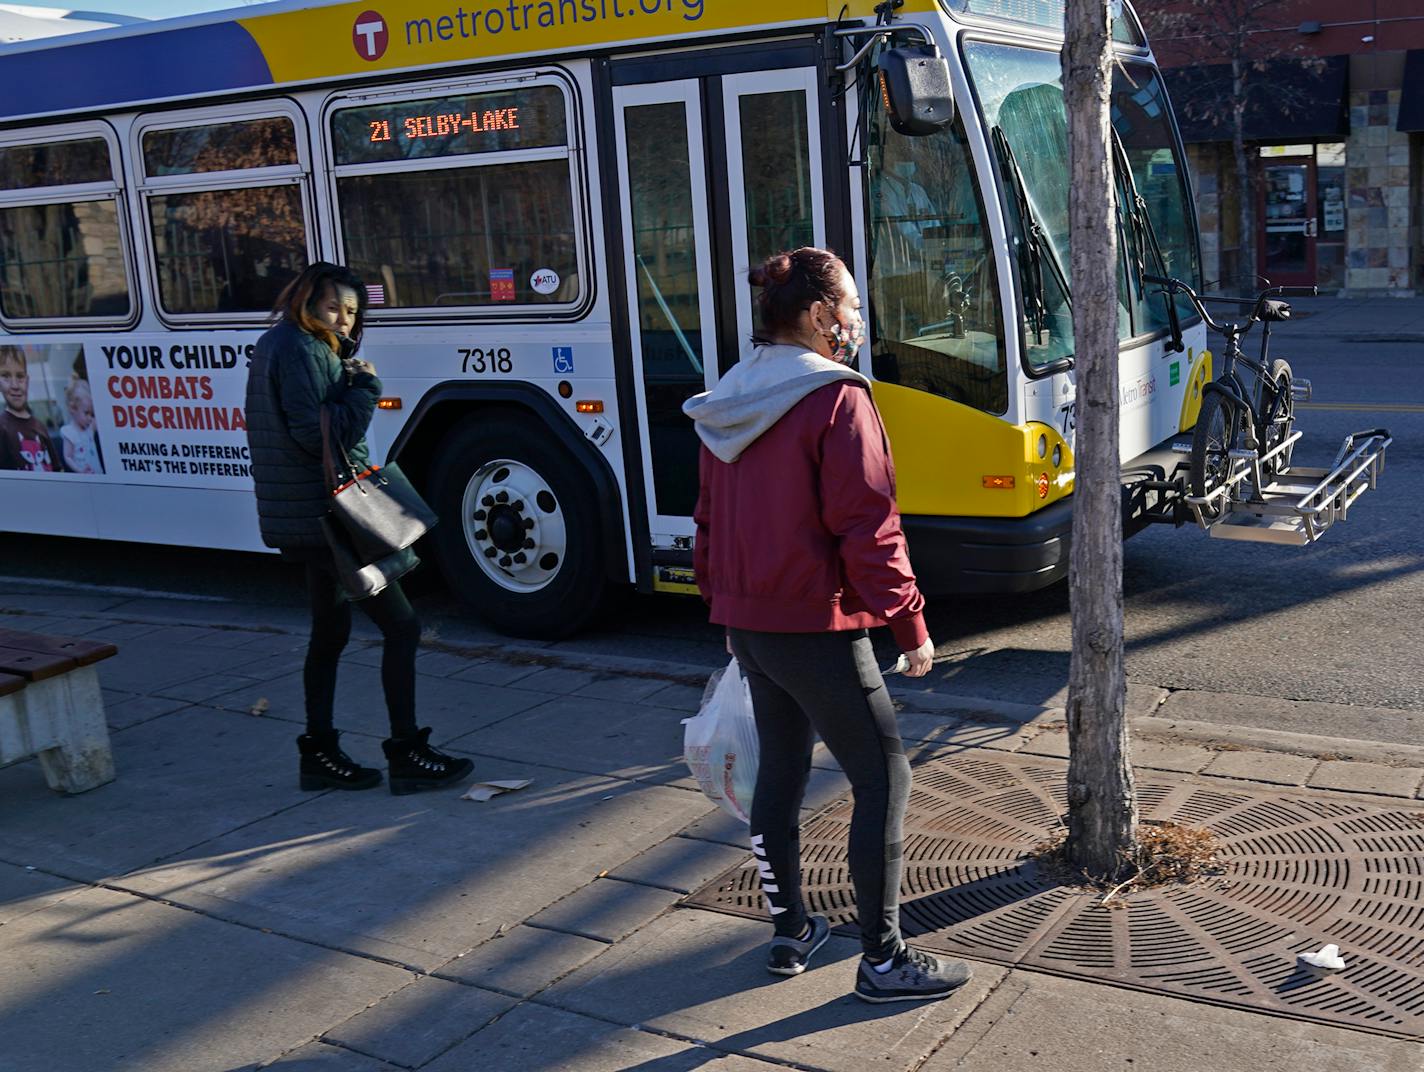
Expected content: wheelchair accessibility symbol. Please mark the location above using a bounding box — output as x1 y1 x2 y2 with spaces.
552 346 575 374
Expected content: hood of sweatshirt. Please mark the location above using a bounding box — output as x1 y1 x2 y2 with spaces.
681 344 870 463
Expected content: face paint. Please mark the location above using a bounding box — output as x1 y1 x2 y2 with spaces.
826 315 865 364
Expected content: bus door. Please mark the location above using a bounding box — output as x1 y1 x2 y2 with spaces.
611 55 829 549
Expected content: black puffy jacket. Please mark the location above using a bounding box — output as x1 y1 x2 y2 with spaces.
245 319 381 551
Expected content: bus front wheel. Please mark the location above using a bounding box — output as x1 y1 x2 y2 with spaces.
428 414 606 639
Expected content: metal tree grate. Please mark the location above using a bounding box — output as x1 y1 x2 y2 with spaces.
684 753 1424 1039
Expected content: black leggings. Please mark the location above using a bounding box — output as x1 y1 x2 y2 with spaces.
728 628 911 960
303 562 420 739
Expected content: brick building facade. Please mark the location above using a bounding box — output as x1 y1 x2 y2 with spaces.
1147 2 1424 295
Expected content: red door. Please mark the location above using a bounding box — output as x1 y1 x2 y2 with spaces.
1258 159 1318 287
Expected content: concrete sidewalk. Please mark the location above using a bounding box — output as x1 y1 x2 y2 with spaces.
1 596 1420 1072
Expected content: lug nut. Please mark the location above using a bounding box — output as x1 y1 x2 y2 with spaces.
499 555 513 567
512 500 524 512
513 552 527 564
523 518 534 530
474 529 488 541
484 547 497 558
481 495 494 508
495 491 509 503
473 510 486 522
523 538 535 550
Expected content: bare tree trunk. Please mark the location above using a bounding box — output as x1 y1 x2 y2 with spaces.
1232 58 1254 288
1063 0 1137 878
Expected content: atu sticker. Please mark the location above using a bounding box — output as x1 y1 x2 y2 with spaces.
530 268 561 296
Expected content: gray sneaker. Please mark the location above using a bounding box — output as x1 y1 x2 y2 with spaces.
767 915 831 976
854 945 972 1003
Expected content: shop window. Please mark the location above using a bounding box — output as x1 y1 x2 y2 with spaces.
1315 141 1347 291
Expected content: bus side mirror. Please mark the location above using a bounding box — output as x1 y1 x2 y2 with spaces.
877 46 954 136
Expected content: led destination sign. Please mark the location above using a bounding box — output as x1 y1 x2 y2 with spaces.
333 85 566 165
371 106 522 146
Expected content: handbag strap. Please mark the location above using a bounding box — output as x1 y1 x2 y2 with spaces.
319 407 359 493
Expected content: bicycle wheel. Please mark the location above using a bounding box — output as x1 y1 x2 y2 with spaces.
1260 359 1294 481
1189 391 1238 522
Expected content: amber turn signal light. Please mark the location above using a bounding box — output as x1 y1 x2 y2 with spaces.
982 475 1015 489
376 397 402 410
576 400 604 414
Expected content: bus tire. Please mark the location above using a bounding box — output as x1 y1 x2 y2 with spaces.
428 414 606 639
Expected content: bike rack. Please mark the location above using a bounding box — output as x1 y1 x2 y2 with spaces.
1172 427 1393 545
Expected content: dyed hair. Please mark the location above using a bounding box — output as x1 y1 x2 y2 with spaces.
748 247 850 341
270 262 368 353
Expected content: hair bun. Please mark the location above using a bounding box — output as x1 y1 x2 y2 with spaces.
751 252 794 288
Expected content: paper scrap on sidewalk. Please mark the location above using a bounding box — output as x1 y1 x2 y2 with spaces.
461 779 532 802
1298 944 1346 971
249 697 269 717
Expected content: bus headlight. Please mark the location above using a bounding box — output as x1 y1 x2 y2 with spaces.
1052 444 1062 468
1037 434 1048 459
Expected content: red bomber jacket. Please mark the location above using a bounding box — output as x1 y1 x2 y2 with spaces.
692 381 928 652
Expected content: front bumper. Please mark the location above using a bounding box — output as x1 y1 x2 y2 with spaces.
903 497 1073 596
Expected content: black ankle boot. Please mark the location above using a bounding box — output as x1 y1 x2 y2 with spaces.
381 727 474 796
298 730 382 791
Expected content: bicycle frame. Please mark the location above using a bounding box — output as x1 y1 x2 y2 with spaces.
1207 316 1277 451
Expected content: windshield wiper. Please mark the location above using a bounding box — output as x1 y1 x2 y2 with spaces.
991 124 1072 347
1111 128 1185 352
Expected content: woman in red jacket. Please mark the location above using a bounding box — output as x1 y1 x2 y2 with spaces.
685 247 971 1003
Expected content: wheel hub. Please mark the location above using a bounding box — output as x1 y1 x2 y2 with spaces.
460 460 567 594
487 504 525 553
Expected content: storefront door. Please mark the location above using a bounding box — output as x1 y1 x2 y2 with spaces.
1259 158 1318 286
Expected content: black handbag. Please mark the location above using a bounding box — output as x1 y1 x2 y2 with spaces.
321 407 438 564
321 514 420 600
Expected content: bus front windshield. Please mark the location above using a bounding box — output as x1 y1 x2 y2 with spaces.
964 42 1201 369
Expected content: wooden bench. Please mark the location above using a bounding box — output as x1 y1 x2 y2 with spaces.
0 628 118 794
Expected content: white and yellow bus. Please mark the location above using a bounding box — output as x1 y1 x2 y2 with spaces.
0 0 1205 636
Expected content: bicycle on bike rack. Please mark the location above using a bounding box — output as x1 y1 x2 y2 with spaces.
1144 275 1393 545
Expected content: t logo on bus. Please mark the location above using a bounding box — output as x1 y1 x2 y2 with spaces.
353 11 388 61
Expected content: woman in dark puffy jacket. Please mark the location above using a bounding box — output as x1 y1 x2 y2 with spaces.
685 247 971 1003
245 262 472 795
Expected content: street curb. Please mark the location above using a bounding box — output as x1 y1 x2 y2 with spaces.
1131 714 1424 769
891 687 1061 725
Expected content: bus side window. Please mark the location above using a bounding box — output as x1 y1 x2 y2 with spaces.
328 80 583 313
136 112 311 319
0 133 134 325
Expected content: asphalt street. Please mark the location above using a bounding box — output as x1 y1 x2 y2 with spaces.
4 314 1419 741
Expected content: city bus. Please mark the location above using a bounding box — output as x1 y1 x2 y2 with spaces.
0 0 1207 637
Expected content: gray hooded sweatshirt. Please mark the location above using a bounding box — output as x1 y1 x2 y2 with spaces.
681 344 869 463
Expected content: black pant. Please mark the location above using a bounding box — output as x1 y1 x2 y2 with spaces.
728 628 911 960
303 562 420 739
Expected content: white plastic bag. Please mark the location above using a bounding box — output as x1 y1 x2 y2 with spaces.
682 657 759 824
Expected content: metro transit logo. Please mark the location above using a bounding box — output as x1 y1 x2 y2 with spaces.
353 10 389 61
